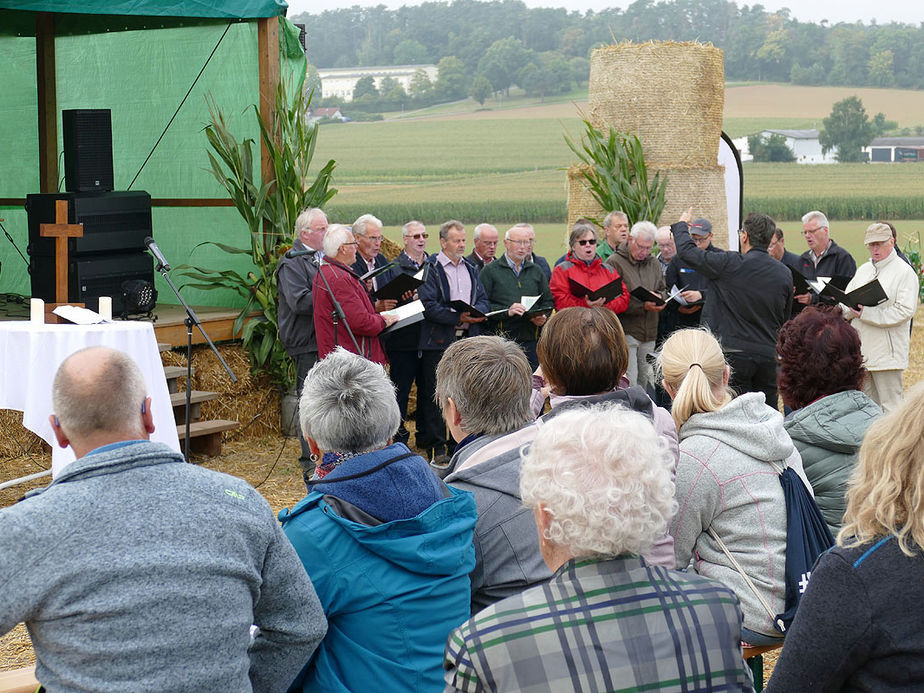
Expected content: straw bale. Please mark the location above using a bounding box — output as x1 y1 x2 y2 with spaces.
381 236 402 261
567 163 729 248
589 41 724 168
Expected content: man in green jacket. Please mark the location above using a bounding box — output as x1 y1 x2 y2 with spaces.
480 224 554 369
597 210 629 262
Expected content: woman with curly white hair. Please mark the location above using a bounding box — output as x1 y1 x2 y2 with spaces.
443 403 752 693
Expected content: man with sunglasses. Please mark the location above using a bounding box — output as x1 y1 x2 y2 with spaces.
795 210 857 307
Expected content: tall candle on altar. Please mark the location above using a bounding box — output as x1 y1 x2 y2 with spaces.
30 298 44 324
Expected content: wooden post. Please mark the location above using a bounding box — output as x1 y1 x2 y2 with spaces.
39 200 84 319
36 12 58 194
257 16 280 237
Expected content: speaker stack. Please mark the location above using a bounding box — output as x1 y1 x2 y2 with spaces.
27 109 156 315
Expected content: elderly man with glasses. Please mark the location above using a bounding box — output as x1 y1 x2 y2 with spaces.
795 210 857 307
350 213 390 294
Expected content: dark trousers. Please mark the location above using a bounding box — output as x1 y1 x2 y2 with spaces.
293 351 319 480
387 348 426 445
520 340 539 371
727 352 779 410
416 349 449 453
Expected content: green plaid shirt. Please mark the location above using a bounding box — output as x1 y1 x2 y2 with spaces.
444 556 753 692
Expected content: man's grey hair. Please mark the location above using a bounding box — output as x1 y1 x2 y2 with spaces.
435 336 533 436
655 226 672 243
603 211 628 228
802 210 829 229
505 223 534 241
520 403 676 558
322 224 352 256
439 219 464 241
630 221 657 242
52 346 148 440
352 213 383 238
402 220 425 237
473 223 497 241
568 221 598 247
299 348 401 453
294 207 327 238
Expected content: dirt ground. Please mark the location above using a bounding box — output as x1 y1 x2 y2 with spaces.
2 305 923 676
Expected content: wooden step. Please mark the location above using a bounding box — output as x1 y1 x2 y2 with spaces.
170 390 220 422
163 365 194 394
176 419 239 457
0 666 38 693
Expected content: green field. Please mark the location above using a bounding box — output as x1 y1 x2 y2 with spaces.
314 83 924 249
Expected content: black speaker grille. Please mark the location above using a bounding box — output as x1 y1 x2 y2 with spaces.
63 109 114 193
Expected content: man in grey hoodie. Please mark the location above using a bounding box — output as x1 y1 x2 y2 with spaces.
0 347 326 693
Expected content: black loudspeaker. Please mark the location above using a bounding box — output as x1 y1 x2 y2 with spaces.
63 109 114 193
26 191 155 313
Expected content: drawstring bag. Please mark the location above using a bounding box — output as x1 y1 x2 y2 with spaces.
708 461 834 634
774 464 834 631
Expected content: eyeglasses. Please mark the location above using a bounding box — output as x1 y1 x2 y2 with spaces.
576 238 597 246
508 239 531 246
342 241 359 247
406 233 429 240
366 236 383 242
803 227 825 235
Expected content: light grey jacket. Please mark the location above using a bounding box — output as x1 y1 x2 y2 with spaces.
0 441 326 693
671 393 811 637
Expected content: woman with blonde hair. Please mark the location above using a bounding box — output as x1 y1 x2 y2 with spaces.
658 328 810 647
766 382 924 691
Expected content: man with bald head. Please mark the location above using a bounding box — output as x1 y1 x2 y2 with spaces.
0 347 326 692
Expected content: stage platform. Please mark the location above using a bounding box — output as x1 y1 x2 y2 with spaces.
0 299 248 349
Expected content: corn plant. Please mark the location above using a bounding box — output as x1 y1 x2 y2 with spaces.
564 119 667 226
179 82 336 389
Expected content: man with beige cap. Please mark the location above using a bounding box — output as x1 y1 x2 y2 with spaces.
843 222 919 412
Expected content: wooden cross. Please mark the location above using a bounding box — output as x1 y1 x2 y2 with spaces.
39 199 84 320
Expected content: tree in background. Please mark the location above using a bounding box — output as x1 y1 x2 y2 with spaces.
408 69 433 101
435 56 470 101
393 38 429 65
470 75 493 105
352 75 378 101
820 96 875 162
872 112 899 136
478 37 533 96
747 133 795 162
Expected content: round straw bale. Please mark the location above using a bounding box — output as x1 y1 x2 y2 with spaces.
589 41 724 168
657 165 729 248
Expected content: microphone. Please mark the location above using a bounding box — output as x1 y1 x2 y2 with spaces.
285 248 316 259
144 236 171 271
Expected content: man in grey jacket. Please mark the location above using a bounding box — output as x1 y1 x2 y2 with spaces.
0 347 326 693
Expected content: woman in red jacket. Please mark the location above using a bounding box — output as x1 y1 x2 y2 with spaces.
313 224 398 365
550 220 630 314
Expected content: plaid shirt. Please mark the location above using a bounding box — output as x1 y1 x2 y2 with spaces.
444 556 753 692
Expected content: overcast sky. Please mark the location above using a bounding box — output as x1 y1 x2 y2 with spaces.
285 0 921 26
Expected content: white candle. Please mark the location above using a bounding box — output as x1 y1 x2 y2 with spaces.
30 298 44 324
98 296 112 321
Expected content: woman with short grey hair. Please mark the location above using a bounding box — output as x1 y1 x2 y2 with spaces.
280 348 477 693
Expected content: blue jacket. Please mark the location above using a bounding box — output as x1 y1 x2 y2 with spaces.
417 255 489 350
280 444 477 692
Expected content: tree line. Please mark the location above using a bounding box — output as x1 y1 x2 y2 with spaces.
292 0 924 110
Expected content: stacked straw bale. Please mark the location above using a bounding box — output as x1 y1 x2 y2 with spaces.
569 41 729 249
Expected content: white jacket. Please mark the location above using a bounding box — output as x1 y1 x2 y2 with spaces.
844 250 918 371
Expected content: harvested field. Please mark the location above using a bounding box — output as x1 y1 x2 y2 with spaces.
3 306 924 677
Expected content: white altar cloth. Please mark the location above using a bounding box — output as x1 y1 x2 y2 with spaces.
0 320 181 477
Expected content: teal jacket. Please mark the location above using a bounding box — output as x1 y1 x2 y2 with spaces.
280 445 477 692
479 254 554 343
784 390 881 534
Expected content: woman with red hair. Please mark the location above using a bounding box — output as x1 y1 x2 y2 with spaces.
777 306 881 535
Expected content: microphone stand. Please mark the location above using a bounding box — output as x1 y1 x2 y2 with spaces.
314 258 361 354
152 256 237 462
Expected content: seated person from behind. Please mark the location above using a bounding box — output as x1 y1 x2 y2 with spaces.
766 383 924 692
0 347 325 693
443 403 752 692
280 348 477 692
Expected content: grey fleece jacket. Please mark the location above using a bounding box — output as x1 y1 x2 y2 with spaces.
784 390 881 535
671 393 811 638
0 441 326 693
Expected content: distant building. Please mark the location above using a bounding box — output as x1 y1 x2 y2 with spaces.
317 65 438 102
864 137 924 163
309 107 345 121
760 129 836 164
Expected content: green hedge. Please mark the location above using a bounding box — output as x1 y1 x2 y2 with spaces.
326 200 566 225
747 196 924 221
